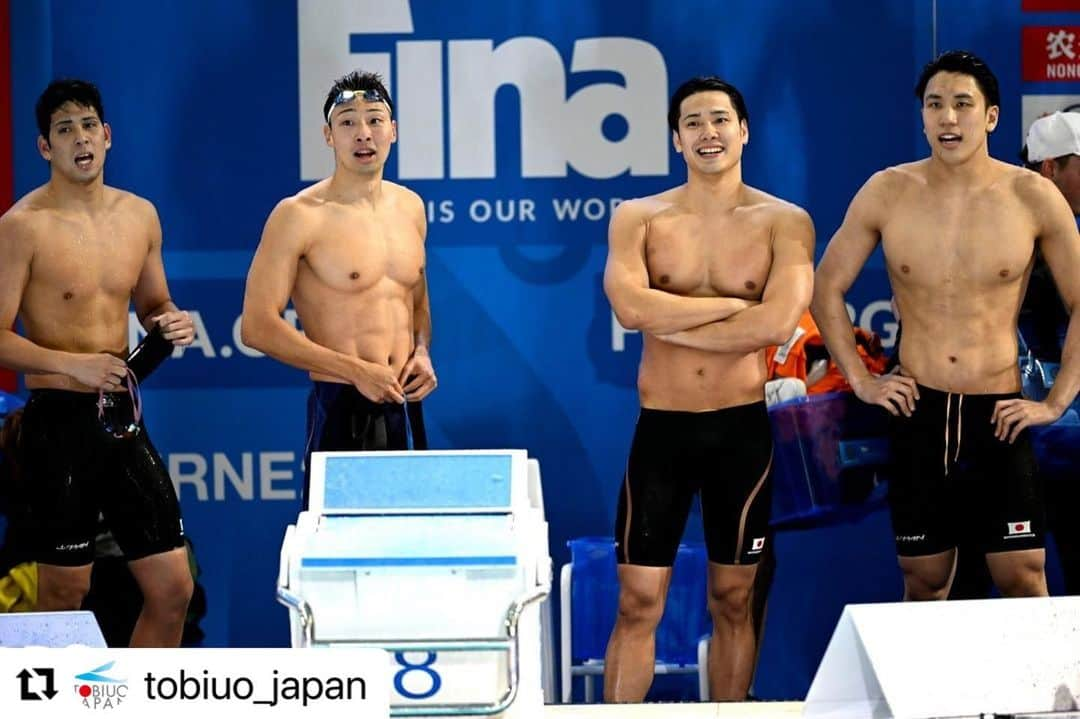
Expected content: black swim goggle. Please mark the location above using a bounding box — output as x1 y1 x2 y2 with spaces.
97 368 142 441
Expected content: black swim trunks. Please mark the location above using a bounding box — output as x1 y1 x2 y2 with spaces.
888 384 1044 557
302 381 428 506
614 402 773 567
10 389 185 566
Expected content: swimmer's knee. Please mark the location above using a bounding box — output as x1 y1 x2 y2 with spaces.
615 581 666 628
36 572 91 611
708 582 753 626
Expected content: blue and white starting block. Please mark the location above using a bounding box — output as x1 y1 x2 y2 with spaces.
277 449 552 717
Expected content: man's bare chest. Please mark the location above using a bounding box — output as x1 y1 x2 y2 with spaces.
30 217 147 298
644 219 772 299
302 217 424 292
881 195 1035 289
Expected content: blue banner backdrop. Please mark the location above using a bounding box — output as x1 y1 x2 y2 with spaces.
9 0 1062 699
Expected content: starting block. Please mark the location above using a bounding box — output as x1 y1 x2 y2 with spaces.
277 450 552 717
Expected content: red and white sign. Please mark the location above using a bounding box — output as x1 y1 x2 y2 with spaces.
1024 26 1080 81
1023 0 1080 11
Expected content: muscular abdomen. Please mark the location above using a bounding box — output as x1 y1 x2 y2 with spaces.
894 284 1024 393
637 336 767 411
294 272 415 381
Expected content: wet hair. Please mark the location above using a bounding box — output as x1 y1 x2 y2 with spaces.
1019 144 1073 172
668 76 749 132
323 71 394 124
35 79 105 143
914 50 1000 109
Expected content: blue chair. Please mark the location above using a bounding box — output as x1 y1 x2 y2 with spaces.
559 537 711 703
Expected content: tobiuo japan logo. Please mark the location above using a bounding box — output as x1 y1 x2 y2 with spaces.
297 0 669 181
74 661 128 711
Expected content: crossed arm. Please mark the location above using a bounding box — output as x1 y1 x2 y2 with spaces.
655 207 815 353
603 200 759 335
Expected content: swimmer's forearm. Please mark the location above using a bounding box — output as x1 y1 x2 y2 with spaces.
810 291 873 386
1044 313 1080 414
412 303 432 354
0 330 82 376
655 303 792 353
612 291 754 334
239 314 359 381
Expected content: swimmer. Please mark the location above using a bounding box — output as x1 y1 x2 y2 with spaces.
0 78 195 646
811 51 1080 601
240 71 436 506
601 76 814 702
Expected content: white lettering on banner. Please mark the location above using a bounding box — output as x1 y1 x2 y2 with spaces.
1047 30 1077 60
171 453 208 501
168 452 298 502
426 199 456 224
466 198 537 223
128 310 301 361
552 197 624 221
215 452 254 499
0 648 389 716
422 196 624 224
297 0 668 181
261 452 297 500
610 301 899 352
1047 62 1080 79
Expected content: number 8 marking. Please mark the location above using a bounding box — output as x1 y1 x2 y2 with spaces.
394 651 441 699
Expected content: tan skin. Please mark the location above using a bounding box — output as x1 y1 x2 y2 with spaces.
0 101 196 646
812 71 1080 601
241 95 435 403
602 90 814 702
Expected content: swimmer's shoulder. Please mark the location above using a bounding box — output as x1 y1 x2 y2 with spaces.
740 186 811 227
383 180 425 231
103 187 160 230
258 184 331 247
836 162 926 223
0 188 50 240
870 161 927 195
1005 159 1058 206
611 187 685 230
269 181 331 225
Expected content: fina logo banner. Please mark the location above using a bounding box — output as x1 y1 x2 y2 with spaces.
297 0 669 182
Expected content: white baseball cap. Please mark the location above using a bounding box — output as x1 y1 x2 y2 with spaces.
1026 111 1080 162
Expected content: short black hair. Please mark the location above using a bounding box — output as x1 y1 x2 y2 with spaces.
668 76 749 132
914 50 1000 109
35 79 105 142
323 71 394 125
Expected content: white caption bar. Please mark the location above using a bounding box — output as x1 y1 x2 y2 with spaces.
0 648 389 718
